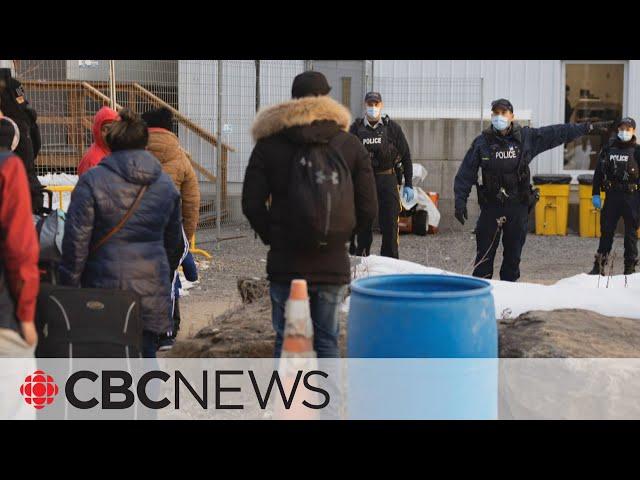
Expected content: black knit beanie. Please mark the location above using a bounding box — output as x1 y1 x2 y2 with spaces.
141 107 174 131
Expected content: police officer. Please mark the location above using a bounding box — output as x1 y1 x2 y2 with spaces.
349 91 414 259
0 67 43 213
454 98 609 281
588 117 640 276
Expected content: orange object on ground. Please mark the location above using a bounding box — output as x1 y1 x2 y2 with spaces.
427 192 439 234
398 215 412 234
289 279 308 300
275 278 318 419
281 279 313 354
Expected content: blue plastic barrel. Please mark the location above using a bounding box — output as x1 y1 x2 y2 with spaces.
348 274 496 358
346 274 497 419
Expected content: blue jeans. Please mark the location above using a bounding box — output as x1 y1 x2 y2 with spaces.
270 282 347 358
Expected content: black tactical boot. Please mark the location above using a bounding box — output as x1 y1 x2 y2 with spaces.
588 253 608 276
624 260 638 275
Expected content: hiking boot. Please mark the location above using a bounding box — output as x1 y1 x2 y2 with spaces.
624 260 638 275
588 253 608 276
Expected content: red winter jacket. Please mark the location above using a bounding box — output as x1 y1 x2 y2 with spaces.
0 152 40 324
77 107 119 176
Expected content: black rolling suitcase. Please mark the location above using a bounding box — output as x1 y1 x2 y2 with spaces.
35 284 143 358
35 185 149 359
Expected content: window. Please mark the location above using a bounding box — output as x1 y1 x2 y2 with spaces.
563 62 626 171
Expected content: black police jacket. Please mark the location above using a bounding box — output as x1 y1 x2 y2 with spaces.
454 122 590 210
0 77 41 156
592 137 640 195
0 76 43 212
349 115 413 187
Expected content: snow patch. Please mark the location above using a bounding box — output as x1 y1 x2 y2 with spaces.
346 255 640 320
38 174 78 212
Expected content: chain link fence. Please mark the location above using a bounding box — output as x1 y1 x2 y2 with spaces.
373 76 484 199
9 60 305 246
8 61 489 241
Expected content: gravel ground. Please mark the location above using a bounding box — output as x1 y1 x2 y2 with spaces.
173 222 622 343
194 222 607 287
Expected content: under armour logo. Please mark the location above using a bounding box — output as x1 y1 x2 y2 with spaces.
300 157 312 168
315 170 326 184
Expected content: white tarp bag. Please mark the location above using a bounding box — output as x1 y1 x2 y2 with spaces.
400 186 441 228
399 164 440 228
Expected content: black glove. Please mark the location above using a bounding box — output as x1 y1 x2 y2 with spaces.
455 205 468 225
589 121 614 132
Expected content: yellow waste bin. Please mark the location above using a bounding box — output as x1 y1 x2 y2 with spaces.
533 174 572 236
578 174 605 238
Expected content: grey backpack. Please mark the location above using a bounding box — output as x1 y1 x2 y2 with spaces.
33 209 65 263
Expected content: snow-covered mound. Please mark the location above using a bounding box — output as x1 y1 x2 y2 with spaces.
347 255 640 321
38 174 78 212
38 173 78 186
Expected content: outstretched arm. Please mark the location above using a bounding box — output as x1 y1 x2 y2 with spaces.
529 123 591 159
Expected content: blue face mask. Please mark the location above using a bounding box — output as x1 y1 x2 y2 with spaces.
366 106 380 119
491 115 510 131
618 130 633 142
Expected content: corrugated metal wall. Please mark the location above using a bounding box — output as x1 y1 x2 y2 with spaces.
374 60 564 175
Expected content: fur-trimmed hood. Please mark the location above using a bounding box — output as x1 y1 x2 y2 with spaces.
252 95 351 142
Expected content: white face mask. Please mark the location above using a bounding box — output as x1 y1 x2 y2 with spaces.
618 130 633 142
491 115 510 131
366 106 380 119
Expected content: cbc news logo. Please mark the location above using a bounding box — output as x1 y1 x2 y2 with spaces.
19 370 59 410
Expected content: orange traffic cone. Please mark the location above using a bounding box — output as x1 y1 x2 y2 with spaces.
274 279 318 419
281 279 315 356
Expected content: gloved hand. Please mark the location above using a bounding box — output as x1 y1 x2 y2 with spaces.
589 121 614 132
592 195 602 209
455 205 468 225
402 186 415 203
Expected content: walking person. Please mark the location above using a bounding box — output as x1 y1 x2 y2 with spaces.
0 68 44 213
59 109 182 358
588 117 640 275
77 106 119 176
0 116 39 419
0 116 39 356
142 106 200 349
242 71 377 358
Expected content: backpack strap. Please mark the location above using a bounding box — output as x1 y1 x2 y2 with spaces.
90 185 148 254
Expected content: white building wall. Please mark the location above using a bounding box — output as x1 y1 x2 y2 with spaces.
176 60 640 186
627 60 640 122
374 60 564 175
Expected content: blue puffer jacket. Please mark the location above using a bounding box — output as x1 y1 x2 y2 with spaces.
59 149 182 334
